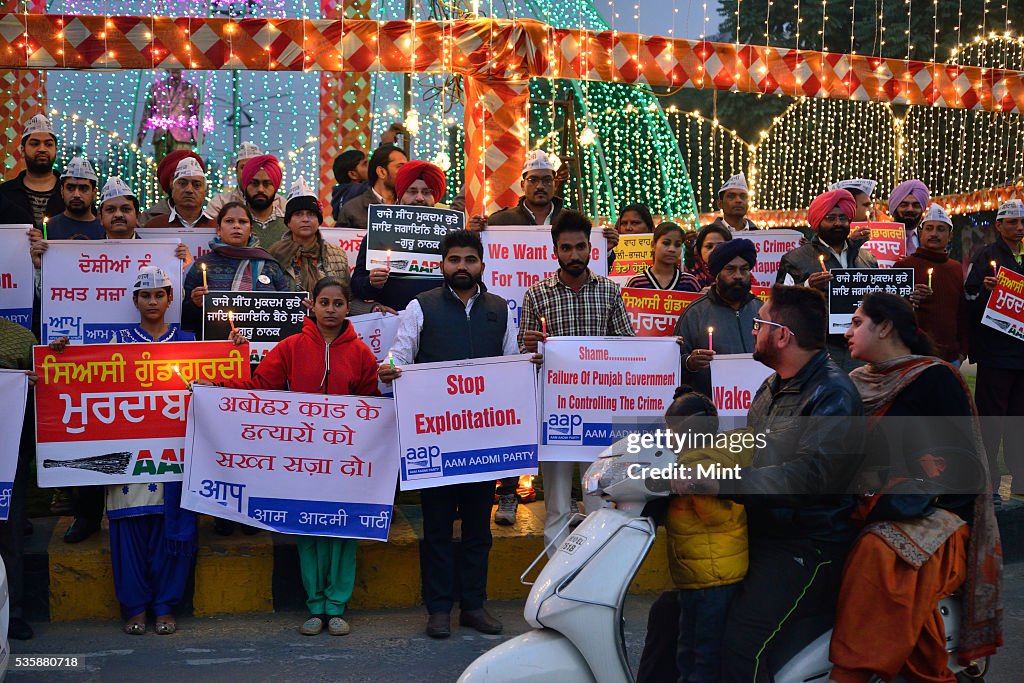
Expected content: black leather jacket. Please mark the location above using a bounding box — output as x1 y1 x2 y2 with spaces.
719 351 866 545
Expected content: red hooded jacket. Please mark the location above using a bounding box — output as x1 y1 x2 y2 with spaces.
229 316 380 396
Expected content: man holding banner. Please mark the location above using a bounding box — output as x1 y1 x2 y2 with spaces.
518 211 635 550
379 229 527 639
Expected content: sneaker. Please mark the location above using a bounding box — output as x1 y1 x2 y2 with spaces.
327 617 351 636
299 616 325 635
494 493 518 526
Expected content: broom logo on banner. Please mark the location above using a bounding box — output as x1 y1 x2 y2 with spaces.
545 413 583 443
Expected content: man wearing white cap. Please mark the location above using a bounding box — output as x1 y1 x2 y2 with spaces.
0 114 64 229
489 150 566 227
143 156 215 230
965 198 1024 499
203 142 286 221
896 203 968 365
703 172 758 232
47 157 104 241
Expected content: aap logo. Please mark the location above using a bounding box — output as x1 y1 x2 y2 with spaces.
545 414 583 443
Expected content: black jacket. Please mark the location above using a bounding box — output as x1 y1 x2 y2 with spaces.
335 187 380 230
964 238 1024 369
719 350 866 545
488 196 564 226
0 170 64 228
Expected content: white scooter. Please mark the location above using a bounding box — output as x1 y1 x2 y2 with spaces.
459 440 988 683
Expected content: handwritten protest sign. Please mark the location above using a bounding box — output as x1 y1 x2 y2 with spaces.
33 342 249 486
610 234 653 285
981 267 1024 342
480 226 609 327
710 354 774 422
365 204 464 277
319 227 364 275
182 386 398 540
743 229 804 284
203 292 308 365
138 227 217 261
857 222 907 268
0 225 34 329
827 268 914 333
393 355 539 490
621 287 700 336
349 311 402 362
0 370 28 520
40 240 182 344
541 337 680 461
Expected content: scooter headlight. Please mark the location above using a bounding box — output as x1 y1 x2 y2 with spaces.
583 457 631 494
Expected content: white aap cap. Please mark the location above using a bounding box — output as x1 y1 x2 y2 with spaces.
132 266 172 292
921 203 953 228
100 176 136 205
829 178 877 198
523 149 561 175
235 142 262 165
173 156 206 182
719 172 749 196
997 199 1024 220
288 176 317 199
22 114 55 141
61 156 98 182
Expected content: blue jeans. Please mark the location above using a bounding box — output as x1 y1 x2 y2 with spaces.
677 584 737 683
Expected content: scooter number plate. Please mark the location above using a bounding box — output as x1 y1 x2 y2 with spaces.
559 533 587 555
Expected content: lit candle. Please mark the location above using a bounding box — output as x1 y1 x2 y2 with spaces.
990 260 998 275
707 326 714 351
540 316 547 336
41 217 48 241
386 249 392 269
388 352 395 370
172 364 191 391
927 268 933 289
818 254 827 273
201 262 208 289
228 309 236 332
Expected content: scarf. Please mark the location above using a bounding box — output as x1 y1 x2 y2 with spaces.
688 258 715 289
849 355 1003 664
210 235 278 291
269 232 323 292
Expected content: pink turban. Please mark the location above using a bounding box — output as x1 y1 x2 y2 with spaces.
888 180 930 216
241 155 283 190
808 189 856 230
395 160 447 202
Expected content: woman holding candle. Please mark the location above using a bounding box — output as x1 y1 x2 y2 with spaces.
684 224 732 289
830 292 999 681
625 222 701 292
182 202 290 335
213 276 380 637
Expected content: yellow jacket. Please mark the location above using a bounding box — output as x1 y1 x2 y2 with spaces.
666 435 754 590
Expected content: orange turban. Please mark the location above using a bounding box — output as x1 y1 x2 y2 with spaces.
808 189 856 230
241 155 283 190
395 160 447 202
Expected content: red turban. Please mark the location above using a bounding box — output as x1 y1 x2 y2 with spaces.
241 155 283 190
157 150 205 194
395 160 447 203
807 189 856 230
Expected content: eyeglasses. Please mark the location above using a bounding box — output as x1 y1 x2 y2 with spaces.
752 318 791 334
524 176 555 186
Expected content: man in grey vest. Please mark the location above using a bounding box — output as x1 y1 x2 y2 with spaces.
378 230 525 640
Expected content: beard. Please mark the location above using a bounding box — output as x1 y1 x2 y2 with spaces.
26 155 54 174
444 270 479 291
717 279 751 302
247 193 274 212
895 211 921 231
559 259 587 277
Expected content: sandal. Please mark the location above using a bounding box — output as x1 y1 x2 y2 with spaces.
299 615 325 636
155 616 177 635
123 614 146 635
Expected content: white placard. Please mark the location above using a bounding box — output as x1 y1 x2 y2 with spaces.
481 226 609 328
319 227 365 275
741 229 804 285
137 227 217 261
40 240 183 343
0 224 34 329
349 311 402 362
540 336 680 461
709 353 774 421
0 370 28 520
182 385 399 540
393 355 539 490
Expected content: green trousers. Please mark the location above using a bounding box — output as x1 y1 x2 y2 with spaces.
296 536 358 616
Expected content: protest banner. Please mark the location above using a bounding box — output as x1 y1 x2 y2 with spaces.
137 227 217 261
0 370 29 520
365 204 465 277
392 355 539 490
182 385 398 540
621 287 700 336
319 227 365 275
609 234 653 285
856 222 907 268
827 268 914 333
0 225 34 329
710 354 774 420
33 341 249 486
981 267 1024 342
541 337 680 461
40 240 183 344
349 311 402 362
480 226 609 327
203 291 308 365
743 229 804 284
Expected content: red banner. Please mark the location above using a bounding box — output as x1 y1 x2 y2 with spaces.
33 341 250 486
857 221 907 268
981 267 1024 342
621 287 701 337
